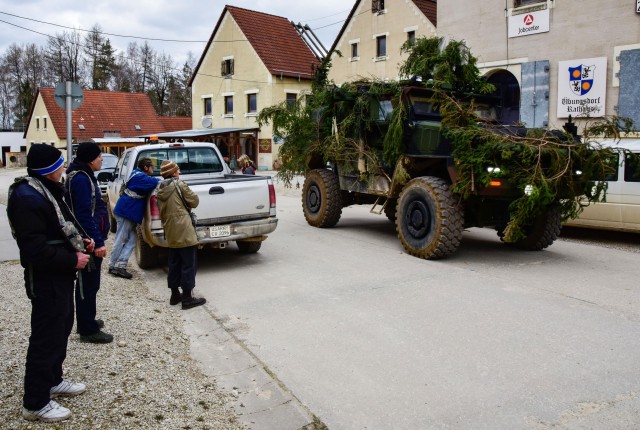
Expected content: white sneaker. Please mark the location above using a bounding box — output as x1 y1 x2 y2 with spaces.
22 400 71 422
50 379 86 397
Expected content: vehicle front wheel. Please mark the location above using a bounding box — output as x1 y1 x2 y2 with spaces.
236 240 262 254
302 169 342 228
498 205 562 251
135 226 158 269
396 177 464 259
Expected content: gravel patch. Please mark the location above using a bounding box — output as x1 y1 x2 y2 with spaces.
0 260 245 430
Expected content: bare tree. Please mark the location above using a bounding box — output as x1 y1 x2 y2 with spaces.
147 52 175 115
46 30 86 85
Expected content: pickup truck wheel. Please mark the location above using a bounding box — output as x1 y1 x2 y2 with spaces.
302 169 342 228
499 206 562 251
135 226 158 269
236 241 262 253
396 177 464 259
107 202 117 234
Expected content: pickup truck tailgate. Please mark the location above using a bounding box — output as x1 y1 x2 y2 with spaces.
186 175 273 222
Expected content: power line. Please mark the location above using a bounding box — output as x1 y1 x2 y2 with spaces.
0 11 208 43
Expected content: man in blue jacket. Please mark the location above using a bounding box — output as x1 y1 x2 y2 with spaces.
108 157 159 279
65 142 113 344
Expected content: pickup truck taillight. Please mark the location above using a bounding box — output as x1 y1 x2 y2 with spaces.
268 182 276 208
149 195 161 220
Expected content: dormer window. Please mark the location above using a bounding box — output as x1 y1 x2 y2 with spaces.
221 57 234 77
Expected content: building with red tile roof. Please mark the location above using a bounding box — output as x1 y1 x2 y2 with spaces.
24 88 191 158
327 0 437 84
190 5 321 170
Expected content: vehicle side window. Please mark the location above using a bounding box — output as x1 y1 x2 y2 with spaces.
624 153 640 182
138 149 169 177
117 152 131 180
603 153 620 182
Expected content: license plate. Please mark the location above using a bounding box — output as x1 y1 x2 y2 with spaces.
209 225 230 238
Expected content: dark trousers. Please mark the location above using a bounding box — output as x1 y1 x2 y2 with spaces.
167 246 197 292
75 256 102 336
23 274 75 410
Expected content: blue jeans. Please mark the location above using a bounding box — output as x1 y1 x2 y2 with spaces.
109 215 136 269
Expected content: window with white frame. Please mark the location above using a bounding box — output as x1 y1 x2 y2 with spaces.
43 117 47 130
407 31 416 47
286 93 297 109
247 93 257 114
221 58 234 77
372 0 385 13
224 96 233 114
204 97 212 115
36 118 40 130
376 35 387 58
351 42 359 59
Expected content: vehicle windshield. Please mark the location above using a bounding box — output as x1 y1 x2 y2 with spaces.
101 155 118 170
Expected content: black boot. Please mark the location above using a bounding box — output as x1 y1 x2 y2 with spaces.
181 289 206 310
169 288 182 306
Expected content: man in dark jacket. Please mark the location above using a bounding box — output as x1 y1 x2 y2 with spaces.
108 157 159 279
7 144 91 422
65 142 112 344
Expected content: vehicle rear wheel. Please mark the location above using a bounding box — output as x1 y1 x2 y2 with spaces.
302 169 342 227
396 177 464 259
384 198 397 222
498 205 562 251
236 240 262 254
135 226 158 269
107 201 117 233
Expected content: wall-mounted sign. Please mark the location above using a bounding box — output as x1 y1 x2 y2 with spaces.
508 9 550 38
258 138 272 153
557 57 607 118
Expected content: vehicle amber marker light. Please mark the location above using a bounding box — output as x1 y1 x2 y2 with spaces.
489 180 502 187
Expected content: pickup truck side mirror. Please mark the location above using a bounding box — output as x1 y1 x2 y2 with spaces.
97 171 113 182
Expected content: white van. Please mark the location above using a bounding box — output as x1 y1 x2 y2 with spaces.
565 139 640 232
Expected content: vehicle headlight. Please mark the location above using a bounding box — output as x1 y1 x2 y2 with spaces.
524 185 534 196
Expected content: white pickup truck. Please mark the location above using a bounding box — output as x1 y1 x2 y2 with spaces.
101 141 278 269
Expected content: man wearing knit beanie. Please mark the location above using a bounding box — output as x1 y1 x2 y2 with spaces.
8 144 92 422
156 159 206 309
65 143 113 344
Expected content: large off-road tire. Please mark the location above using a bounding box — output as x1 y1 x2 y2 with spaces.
237 240 262 254
135 226 159 269
384 198 397 222
499 206 562 251
396 177 464 259
302 169 343 228
107 201 117 233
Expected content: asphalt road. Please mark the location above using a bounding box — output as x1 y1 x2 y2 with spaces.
149 192 640 429
2 167 638 429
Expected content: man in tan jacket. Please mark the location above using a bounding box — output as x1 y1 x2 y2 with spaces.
156 160 206 309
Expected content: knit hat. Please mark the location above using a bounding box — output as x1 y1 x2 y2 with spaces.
27 144 64 175
160 160 179 178
76 142 102 163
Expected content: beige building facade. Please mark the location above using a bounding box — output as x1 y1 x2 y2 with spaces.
190 6 320 170
25 96 59 148
328 0 437 84
437 0 640 133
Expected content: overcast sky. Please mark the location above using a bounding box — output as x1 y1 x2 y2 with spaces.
0 0 351 66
